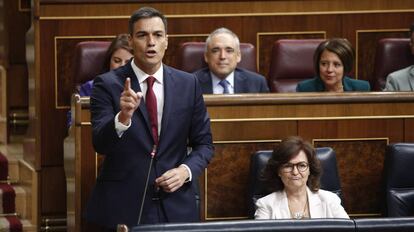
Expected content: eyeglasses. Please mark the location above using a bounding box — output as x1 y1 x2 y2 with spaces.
281 162 309 173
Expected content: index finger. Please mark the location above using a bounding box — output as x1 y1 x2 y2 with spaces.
124 77 131 91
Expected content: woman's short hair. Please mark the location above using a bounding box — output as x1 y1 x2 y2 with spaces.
102 34 133 73
313 38 354 77
261 136 322 193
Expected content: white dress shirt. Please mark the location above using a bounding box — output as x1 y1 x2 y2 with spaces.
211 71 235 94
115 60 164 136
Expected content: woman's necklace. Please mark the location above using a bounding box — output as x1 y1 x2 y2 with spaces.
326 83 344 92
288 194 309 220
334 83 344 92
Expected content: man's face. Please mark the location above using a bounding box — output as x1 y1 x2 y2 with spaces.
129 17 168 75
204 33 241 79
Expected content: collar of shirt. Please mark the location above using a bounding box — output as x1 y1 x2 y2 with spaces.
130 59 164 86
211 71 235 94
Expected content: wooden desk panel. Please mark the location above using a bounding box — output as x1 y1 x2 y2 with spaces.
66 92 414 230
204 92 413 219
314 139 387 216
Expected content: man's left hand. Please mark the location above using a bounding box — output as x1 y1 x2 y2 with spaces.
155 165 189 193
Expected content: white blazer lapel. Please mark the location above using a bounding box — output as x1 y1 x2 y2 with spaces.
278 191 291 219
308 187 323 218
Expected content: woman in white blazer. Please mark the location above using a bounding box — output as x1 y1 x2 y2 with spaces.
254 136 349 220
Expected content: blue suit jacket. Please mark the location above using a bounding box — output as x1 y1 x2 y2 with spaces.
296 76 371 92
194 67 269 94
85 62 214 229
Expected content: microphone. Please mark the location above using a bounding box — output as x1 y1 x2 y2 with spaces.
137 144 157 225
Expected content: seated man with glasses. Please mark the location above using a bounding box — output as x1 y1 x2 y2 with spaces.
254 136 349 220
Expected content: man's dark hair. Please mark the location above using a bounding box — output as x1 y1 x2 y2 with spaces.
128 7 168 35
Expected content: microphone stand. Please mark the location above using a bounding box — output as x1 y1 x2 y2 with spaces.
137 145 157 225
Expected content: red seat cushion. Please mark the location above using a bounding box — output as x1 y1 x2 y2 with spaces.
373 38 414 90
268 39 324 92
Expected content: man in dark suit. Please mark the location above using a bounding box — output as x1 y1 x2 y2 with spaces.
85 7 214 230
194 28 269 94
383 23 414 91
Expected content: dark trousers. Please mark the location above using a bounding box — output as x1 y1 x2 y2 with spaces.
140 188 168 224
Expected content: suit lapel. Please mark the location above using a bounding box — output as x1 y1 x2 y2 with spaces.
408 66 414 90
307 188 323 218
158 65 175 153
279 191 291 218
315 77 327 91
198 69 213 94
342 77 352 91
234 69 247 93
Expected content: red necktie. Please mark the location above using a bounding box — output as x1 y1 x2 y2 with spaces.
146 76 158 144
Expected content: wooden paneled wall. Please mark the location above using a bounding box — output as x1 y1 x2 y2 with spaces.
66 92 414 231
0 66 5 143
30 0 414 224
0 0 31 141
